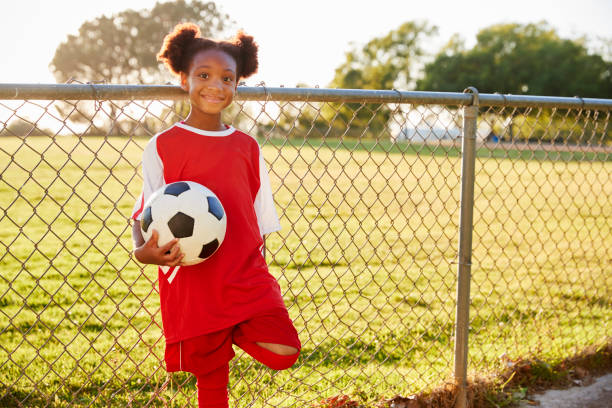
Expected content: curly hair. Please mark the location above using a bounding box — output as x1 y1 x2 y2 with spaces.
157 23 258 80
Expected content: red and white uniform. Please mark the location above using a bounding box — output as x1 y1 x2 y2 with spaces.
132 122 284 344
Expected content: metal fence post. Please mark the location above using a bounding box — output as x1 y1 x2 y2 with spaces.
454 87 479 408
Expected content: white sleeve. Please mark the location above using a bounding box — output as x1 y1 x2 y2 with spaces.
254 149 281 236
132 135 165 220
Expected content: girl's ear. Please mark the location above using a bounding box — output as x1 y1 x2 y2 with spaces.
180 72 189 91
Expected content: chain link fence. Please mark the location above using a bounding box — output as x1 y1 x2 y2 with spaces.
0 84 610 407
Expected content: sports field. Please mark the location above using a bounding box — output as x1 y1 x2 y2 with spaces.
0 135 610 407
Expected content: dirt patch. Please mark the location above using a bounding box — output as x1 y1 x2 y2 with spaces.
363 340 612 408
520 373 612 408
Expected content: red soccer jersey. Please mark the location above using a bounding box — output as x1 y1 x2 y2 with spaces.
132 123 285 343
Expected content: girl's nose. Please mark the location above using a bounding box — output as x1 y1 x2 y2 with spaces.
207 79 223 90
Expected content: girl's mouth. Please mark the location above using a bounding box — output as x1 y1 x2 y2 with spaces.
202 94 224 103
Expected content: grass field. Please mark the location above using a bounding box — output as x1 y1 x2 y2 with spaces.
0 135 610 407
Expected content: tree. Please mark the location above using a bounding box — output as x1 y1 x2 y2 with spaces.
417 22 612 98
50 0 231 84
331 21 437 91
320 21 438 138
1 118 51 137
49 1 232 136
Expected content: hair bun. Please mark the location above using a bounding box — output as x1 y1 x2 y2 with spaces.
173 23 201 43
157 23 202 75
235 31 258 78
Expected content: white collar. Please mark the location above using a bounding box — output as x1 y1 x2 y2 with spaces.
175 122 235 137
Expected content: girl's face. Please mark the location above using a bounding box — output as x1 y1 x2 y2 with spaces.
180 49 238 120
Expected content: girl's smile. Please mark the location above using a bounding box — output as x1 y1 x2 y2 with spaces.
202 94 225 104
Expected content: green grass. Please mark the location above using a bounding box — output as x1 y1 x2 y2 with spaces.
258 136 612 162
0 135 610 407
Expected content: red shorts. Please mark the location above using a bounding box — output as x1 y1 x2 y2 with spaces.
164 307 301 377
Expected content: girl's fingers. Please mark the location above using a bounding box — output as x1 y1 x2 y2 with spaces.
148 229 159 245
159 238 179 253
167 251 185 267
168 242 181 257
165 248 184 267
163 242 183 264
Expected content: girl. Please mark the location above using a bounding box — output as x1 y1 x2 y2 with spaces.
131 23 301 408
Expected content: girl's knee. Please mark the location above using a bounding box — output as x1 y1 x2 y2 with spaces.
255 342 298 356
254 342 300 369
268 348 300 370
242 341 300 370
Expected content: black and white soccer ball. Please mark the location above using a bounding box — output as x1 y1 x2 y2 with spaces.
141 181 227 265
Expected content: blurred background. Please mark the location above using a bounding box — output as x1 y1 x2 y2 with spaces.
1 0 610 96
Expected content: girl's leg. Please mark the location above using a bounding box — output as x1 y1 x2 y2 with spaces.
238 340 299 370
254 342 298 356
233 308 301 370
196 363 229 408
165 329 234 408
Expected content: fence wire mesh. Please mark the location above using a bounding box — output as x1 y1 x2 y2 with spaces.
0 85 610 408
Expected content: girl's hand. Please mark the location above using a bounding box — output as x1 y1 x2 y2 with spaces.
134 229 184 267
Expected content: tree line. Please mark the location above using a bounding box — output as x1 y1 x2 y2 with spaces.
50 1 611 97
43 0 611 142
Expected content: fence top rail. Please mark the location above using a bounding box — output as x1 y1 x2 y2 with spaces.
1 83 611 110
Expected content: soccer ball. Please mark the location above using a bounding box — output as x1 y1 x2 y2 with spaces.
140 181 227 265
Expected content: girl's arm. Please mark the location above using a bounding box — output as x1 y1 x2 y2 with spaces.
132 220 184 267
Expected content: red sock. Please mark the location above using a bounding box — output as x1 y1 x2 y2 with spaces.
196 363 229 408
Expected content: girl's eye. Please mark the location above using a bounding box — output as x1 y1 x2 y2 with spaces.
224 77 234 83
199 73 208 79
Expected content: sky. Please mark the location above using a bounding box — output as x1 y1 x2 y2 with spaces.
1 0 611 87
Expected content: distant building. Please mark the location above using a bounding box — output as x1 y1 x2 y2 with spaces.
391 122 498 143
391 127 461 143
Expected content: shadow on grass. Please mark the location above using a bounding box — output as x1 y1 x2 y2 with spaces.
0 374 193 408
297 326 453 368
0 387 50 408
